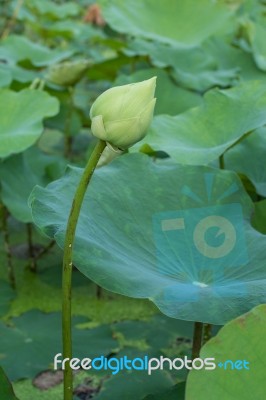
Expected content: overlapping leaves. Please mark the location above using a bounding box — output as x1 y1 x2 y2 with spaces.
136 81 266 165
99 0 236 47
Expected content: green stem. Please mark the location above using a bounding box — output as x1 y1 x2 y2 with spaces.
203 323 212 345
64 87 74 159
1 204 15 288
26 223 37 272
62 139 106 400
191 322 203 359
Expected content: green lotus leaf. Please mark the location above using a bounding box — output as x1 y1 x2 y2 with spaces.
0 89 59 158
125 38 238 91
0 65 12 88
0 35 73 67
136 81 266 165
30 154 266 324
26 0 81 20
0 367 18 400
0 148 66 222
99 0 236 47
225 127 266 196
186 304 266 400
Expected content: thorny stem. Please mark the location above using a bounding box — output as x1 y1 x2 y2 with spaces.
192 322 203 359
62 139 106 400
1 204 15 288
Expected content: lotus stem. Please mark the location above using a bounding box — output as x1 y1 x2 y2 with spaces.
62 139 106 400
1 204 15 288
192 321 203 359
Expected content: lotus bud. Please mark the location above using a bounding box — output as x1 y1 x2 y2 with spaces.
90 77 156 150
46 60 91 87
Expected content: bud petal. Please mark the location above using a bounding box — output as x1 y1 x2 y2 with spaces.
90 77 156 149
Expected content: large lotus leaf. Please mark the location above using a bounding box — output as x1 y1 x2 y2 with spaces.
136 81 266 165
0 311 118 380
0 89 59 158
186 304 266 400
0 35 73 67
0 367 18 400
99 0 236 47
30 154 266 324
0 149 66 222
125 39 238 92
115 68 202 116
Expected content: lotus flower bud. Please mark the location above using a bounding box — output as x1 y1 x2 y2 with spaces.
46 60 91 87
90 77 156 150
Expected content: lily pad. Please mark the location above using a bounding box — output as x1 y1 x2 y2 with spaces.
144 382 185 400
0 89 59 158
30 154 266 324
136 81 266 165
0 311 118 380
225 127 266 196
186 304 266 400
94 369 173 400
99 0 236 47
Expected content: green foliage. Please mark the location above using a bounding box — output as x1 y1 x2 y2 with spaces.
136 81 266 165
1 0 266 398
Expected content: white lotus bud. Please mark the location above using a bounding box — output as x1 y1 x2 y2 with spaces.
90 77 156 149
